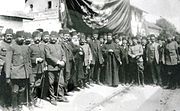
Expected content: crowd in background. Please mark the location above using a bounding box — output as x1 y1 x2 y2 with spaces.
0 28 180 110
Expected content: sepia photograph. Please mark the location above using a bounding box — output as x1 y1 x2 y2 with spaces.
0 0 180 111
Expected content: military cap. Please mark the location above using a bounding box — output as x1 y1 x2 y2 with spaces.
15 31 25 38
5 28 13 35
32 31 41 38
42 31 49 37
50 31 58 37
24 32 32 39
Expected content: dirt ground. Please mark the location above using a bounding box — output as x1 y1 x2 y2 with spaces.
93 86 180 111
1 85 180 111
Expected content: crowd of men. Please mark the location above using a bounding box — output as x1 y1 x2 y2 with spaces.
0 28 179 111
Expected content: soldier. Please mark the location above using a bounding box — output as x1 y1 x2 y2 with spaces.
0 29 13 109
24 32 32 46
45 31 67 105
128 37 144 86
5 31 32 110
146 36 162 86
41 31 50 44
163 35 180 89
29 31 46 106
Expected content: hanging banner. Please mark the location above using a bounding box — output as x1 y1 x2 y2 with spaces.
64 0 131 34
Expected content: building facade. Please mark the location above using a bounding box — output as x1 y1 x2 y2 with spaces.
24 0 62 32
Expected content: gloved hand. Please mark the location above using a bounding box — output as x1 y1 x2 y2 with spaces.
108 49 114 53
36 58 44 64
57 60 65 67
6 78 11 84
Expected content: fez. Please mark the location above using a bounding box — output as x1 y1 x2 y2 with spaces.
50 31 58 37
5 28 13 35
107 32 113 37
42 31 49 37
24 32 32 39
32 31 41 38
63 29 70 35
15 31 25 38
70 31 77 37
92 30 99 35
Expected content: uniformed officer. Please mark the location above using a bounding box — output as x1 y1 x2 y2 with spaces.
5 31 32 110
45 31 67 105
29 31 46 106
0 28 13 108
163 35 180 89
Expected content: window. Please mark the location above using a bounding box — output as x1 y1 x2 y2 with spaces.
30 4 33 11
48 1 52 9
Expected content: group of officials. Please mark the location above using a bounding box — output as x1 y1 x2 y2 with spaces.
0 28 179 110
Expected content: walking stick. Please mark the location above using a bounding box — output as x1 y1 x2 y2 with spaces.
24 64 29 107
56 67 63 103
39 67 46 104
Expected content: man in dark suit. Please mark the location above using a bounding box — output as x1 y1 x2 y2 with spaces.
146 36 162 86
59 29 74 94
45 31 67 105
90 30 104 85
5 31 32 110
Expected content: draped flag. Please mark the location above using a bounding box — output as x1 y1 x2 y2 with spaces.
64 0 131 34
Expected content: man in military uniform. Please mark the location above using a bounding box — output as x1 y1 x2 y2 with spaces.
5 31 32 110
0 29 13 108
41 31 50 44
29 31 46 106
163 35 180 89
24 32 32 46
45 31 67 105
